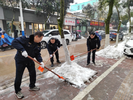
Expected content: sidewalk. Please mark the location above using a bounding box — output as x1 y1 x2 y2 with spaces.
0 55 133 100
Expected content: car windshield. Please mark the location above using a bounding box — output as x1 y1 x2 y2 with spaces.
43 30 50 34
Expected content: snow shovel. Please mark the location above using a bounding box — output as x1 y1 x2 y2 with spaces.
27 55 76 85
70 48 97 61
37 49 58 72
28 55 65 80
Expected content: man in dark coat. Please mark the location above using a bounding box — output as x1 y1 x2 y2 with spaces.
47 38 61 67
12 32 44 99
87 32 100 65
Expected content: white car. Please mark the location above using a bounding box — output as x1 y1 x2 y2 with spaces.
124 36 133 55
41 29 72 49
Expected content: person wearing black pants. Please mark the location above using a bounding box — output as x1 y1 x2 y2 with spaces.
87 32 100 65
12 32 44 99
14 61 36 94
47 38 61 67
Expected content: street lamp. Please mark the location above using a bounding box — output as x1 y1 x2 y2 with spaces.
19 0 25 36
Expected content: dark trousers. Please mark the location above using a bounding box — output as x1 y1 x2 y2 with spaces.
50 51 59 64
14 61 36 93
87 50 96 64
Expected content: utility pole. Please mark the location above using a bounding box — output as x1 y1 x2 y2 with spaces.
19 0 25 36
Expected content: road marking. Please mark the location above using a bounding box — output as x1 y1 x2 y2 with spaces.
0 54 14 58
72 56 126 100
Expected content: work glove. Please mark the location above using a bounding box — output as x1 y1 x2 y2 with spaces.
50 55 53 57
57 47 60 49
22 51 28 58
97 47 99 50
40 62 44 68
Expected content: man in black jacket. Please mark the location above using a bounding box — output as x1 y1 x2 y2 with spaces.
12 32 44 99
87 32 100 65
47 38 61 67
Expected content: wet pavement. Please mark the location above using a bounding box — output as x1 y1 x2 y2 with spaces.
0 54 132 100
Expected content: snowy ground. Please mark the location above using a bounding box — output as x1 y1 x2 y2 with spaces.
43 62 97 88
96 40 126 59
43 41 126 88
0 40 127 93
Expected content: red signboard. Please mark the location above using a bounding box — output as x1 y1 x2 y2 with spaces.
64 18 75 26
90 21 104 26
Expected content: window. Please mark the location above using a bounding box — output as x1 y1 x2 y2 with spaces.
64 31 69 35
82 4 84 9
51 31 59 35
78 5 80 10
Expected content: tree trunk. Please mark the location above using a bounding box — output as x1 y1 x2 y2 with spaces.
128 0 131 36
115 5 122 47
58 0 71 65
61 38 71 65
104 0 115 48
11 13 15 32
44 14 50 30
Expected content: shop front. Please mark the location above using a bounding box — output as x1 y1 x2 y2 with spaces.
75 19 89 37
0 6 5 32
64 17 76 33
3 7 58 37
89 21 105 31
6 21 26 37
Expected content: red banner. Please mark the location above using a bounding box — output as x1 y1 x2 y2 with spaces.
90 21 104 26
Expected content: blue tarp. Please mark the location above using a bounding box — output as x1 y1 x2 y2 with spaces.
0 33 14 46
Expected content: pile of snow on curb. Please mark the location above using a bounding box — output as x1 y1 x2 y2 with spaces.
96 41 126 59
43 62 97 87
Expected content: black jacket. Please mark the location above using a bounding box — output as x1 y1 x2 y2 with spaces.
47 38 60 54
87 35 100 51
12 35 42 63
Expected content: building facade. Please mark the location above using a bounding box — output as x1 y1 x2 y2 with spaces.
69 0 98 12
0 6 58 37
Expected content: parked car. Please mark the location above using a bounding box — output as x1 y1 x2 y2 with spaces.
41 29 72 49
123 36 133 56
95 30 105 39
110 30 123 41
121 30 128 36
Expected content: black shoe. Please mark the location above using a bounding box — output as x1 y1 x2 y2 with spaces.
57 61 61 64
16 91 24 99
87 63 90 65
29 86 40 91
93 62 95 65
51 64 54 67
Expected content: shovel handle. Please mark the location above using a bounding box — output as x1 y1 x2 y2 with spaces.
75 48 97 57
27 55 64 80
44 49 58 65
28 56 41 65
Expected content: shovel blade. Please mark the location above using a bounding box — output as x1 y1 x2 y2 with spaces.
70 55 75 61
38 66 44 72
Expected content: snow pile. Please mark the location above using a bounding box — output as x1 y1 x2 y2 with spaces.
81 36 85 39
43 62 97 87
96 41 126 59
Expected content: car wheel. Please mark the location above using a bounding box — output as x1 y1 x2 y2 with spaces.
110 38 113 41
10 46 14 49
121 36 123 41
66 39 69 45
41 41 47 49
